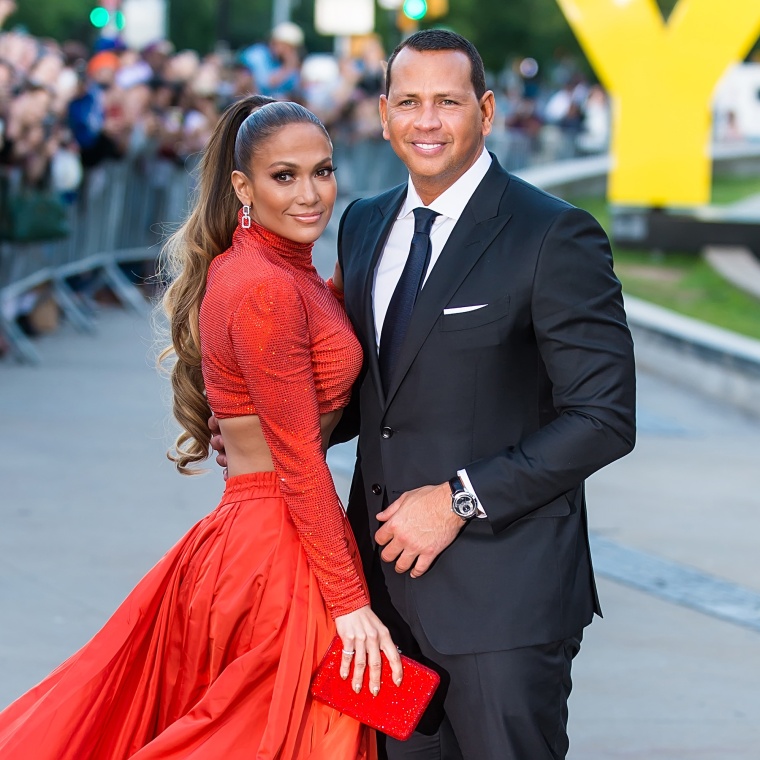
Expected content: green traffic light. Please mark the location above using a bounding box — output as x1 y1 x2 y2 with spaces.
89 7 110 28
403 0 427 21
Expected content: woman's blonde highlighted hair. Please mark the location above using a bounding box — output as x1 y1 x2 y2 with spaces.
159 96 328 474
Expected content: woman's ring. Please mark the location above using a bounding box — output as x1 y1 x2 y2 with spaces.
342 649 355 656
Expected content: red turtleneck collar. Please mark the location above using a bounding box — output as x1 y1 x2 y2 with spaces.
231 209 314 270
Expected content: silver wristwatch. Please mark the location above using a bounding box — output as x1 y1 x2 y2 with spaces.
448 476 478 521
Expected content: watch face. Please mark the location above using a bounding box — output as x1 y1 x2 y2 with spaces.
453 493 477 519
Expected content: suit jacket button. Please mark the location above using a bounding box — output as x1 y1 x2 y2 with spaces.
371 483 382 495
381 426 393 439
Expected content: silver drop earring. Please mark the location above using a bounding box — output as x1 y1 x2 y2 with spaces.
242 205 251 229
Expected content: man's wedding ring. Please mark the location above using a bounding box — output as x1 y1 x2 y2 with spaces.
341 649 355 656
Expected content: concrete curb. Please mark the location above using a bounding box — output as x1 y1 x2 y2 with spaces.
514 142 760 201
625 295 760 417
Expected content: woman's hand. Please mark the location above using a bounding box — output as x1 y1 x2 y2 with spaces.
335 605 403 696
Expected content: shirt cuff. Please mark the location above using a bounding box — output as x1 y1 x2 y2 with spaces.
458 469 487 518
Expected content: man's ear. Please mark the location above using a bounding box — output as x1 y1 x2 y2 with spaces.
231 170 252 206
480 90 496 138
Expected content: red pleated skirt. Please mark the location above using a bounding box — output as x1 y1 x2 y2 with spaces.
0 472 375 759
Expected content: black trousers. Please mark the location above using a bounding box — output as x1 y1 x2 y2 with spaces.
367 549 583 760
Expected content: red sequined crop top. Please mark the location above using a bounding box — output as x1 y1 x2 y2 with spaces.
199 218 367 618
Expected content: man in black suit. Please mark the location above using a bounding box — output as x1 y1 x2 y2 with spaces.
334 29 636 760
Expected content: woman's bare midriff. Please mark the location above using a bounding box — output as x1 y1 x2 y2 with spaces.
218 410 343 477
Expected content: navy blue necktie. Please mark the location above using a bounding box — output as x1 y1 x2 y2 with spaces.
379 207 440 392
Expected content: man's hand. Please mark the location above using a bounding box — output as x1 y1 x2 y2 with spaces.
331 260 344 292
375 483 465 578
208 415 228 474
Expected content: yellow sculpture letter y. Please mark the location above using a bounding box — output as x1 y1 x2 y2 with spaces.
556 0 760 205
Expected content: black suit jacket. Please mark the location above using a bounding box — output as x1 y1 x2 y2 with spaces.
335 155 636 655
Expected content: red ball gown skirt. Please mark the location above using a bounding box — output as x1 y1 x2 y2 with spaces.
0 472 375 759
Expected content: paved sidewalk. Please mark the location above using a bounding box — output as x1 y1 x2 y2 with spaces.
1 242 759 757
573 369 760 757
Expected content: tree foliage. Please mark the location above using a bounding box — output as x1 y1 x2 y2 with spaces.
420 0 753 77
656 0 680 19
169 0 273 54
167 0 334 56
3 0 756 70
4 0 94 42
167 0 216 53
430 0 583 73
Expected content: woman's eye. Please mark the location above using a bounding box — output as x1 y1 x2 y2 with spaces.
315 166 336 178
273 172 292 182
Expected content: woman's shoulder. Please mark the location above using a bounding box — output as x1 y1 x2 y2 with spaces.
206 251 304 317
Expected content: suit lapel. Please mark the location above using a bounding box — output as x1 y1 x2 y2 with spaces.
383 160 513 409
358 185 407 405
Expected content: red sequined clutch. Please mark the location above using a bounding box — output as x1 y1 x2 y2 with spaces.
311 635 441 741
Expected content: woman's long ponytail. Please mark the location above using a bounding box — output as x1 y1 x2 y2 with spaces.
159 95 330 474
159 95 275 474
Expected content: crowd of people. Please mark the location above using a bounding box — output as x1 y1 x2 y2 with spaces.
0 8 614 357
0 4 614 200
0 17 396 197
4 0 758 206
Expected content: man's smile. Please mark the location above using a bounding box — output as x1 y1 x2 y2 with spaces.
410 141 447 156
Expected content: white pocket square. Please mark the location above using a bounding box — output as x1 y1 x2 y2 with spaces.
443 304 488 315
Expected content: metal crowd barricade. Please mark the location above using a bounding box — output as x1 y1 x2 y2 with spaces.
332 138 408 197
0 134 598 364
0 158 193 363
330 130 586 199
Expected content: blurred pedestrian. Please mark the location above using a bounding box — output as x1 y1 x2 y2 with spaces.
239 21 304 100
67 51 124 167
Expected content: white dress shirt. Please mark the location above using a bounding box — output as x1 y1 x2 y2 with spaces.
372 146 492 516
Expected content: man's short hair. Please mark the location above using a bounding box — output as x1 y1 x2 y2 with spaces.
385 29 487 100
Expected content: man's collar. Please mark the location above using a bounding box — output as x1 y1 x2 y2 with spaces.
399 147 492 221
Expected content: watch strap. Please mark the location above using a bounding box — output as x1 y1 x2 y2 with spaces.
449 475 465 495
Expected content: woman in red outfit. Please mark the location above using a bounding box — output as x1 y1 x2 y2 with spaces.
0 95 401 758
